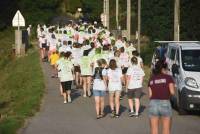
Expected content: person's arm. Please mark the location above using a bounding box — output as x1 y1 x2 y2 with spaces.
148 87 152 98
169 83 175 96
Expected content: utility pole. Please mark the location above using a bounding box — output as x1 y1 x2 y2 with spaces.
116 0 119 29
174 0 180 41
137 0 141 54
127 0 131 40
106 0 110 30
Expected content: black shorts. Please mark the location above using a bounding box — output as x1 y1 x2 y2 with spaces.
127 88 142 99
122 67 128 74
74 66 81 73
61 81 72 92
42 43 47 48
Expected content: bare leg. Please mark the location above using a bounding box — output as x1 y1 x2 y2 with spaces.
115 91 121 115
63 92 67 102
75 72 79 87
100 97 105 115
150 116 159 134
82 77 87 97
161 117 171 134
128 99 134 112
134 98 140 115
60 83 63 96
67 90 71 102
94 96 100 116
109 93 115 111
87 76 91 96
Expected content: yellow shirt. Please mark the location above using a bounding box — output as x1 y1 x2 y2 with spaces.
50 54 59 65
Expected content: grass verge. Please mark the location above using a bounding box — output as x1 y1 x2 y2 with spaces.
0 29 44 134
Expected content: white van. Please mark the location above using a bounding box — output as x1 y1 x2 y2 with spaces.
153 41 200 114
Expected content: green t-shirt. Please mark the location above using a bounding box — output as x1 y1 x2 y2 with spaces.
80 56 93 75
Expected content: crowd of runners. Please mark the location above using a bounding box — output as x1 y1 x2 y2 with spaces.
37 21 175 134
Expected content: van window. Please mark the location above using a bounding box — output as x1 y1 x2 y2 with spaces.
182 50 200 71
170 49 176 60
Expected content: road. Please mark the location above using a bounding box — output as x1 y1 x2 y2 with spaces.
19 62 200 134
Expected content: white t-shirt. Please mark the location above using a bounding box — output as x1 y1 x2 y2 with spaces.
49 38 57 51
115 40 123 49
107 68 123 91
39 31 46 45
59 45 72 53
56 57 65 78
58 59 74 82
119 52 129 67
126 65 145 89
71 48 83 66
92 68 107 91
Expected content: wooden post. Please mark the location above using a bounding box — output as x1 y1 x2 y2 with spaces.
15 30 22 57
174 0 180 41
137 0 141 54
127 0 131 40
106 0 110 30
116 0 119 29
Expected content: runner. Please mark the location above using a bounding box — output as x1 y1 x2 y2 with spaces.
80 50 93 97
59 52 74 103
107 59 123 118
71 42 83 88
92 59 107 119
148 60 175 134
49 51 59 78
119 47 130 93
56 52 65 96
126 56 145 117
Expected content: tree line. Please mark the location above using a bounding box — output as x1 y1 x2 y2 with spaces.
0 0 199 41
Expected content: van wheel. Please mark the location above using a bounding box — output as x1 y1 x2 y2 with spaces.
178 93 187 115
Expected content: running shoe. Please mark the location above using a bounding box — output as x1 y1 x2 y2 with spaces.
64 100 67 104
133 113 139 118
68 97 72 103
96 115 101 119
115 114 120 118
88 91 91 97
129 112 135 117
110 110 115 118
83 94 87 98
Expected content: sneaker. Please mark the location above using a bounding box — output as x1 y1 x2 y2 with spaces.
83 94 87 98
68 96 72 103
133 113 139 118
110 110 115 118
96 115 101 119
115 114 120 118
64 100 67 104
88 91 91 97
129 112 135 117
100 113 105 118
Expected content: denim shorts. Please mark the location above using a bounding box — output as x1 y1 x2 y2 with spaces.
93 90 106 97
148 100 172 117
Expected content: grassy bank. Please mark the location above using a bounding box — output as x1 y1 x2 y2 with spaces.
0 30 44 134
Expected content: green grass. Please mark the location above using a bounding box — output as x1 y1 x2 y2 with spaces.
0 29 44 134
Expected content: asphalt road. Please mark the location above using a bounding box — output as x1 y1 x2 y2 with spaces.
19 62 200 134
